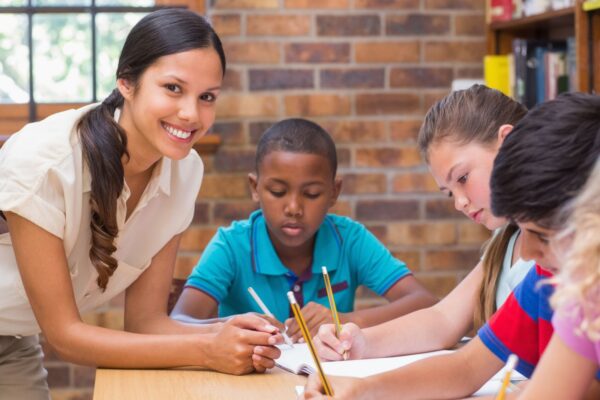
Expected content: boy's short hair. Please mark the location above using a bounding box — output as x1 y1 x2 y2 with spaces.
255 118 337 178
491 92 600 228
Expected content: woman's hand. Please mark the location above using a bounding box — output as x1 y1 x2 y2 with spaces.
300 374 367 400
285 302 334 342
206 314 282 375
312 322 366 361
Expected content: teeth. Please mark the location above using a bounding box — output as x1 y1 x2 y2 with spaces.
163 122 192 139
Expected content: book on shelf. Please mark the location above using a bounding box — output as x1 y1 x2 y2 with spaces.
490 0 575 21
484 54 513 96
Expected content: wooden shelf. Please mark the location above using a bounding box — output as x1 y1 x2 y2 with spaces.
489 6 574 31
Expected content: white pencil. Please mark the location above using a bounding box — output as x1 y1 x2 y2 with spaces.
248 287 294 347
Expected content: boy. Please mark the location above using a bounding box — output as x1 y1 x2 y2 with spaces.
302 93 600 399
171 118 437 341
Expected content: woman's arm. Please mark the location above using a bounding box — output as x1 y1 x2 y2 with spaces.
170 287 219 321
315 262 483 360
6 212 280 374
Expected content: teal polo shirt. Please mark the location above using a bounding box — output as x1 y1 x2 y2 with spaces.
185 210 411 322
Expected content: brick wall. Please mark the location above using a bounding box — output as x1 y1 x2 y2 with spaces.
43 0 488 398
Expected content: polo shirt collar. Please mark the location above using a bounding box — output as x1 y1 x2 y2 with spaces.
250 210 343 277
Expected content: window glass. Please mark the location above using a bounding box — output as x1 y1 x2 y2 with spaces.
0 14 29 103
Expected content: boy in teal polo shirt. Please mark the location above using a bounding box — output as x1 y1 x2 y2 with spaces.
172 118 437 341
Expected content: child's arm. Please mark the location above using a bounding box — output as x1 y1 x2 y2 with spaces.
304 337 504 399
314 262 483 360
515 334 597 400
170 287 219 320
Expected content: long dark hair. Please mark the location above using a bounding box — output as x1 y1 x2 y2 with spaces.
77 9 226 290
418 84 527 327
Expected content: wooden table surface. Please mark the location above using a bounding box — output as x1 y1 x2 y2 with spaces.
93 367 307 400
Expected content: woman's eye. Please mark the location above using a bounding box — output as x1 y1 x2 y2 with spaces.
201 93 217 102
457 174 468 184
165 84 181 93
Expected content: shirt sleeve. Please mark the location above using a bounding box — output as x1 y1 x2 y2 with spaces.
184 227 236 304
477 267 541 378
349 221 411 296
0 136 70 239
553 306 598 363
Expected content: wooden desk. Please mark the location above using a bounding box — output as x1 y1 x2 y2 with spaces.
93 367 307 400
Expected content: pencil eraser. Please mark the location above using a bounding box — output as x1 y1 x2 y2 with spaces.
321 266 328 275
287 291 297 304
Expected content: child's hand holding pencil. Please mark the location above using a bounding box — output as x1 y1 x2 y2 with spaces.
285 301 340 342
313 322 366 361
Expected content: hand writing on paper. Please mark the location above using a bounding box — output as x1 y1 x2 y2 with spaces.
314 323 366 361
208 314 282 375
300 374 364 400
285 302 338 342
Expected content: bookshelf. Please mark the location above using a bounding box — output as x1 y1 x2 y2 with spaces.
486 0 599 94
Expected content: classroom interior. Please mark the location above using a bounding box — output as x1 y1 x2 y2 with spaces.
0 0 598 398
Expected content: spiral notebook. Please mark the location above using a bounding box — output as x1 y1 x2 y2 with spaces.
277 344 526 397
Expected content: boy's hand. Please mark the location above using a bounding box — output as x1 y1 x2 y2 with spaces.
207 314 282 375
285 302 335 342
300 374 365 399
313 322 365 361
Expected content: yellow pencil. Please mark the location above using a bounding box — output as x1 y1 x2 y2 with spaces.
496 354 518 400
287 291 334 396
322 266 347 360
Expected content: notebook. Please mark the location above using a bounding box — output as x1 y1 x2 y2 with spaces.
277 344 526 397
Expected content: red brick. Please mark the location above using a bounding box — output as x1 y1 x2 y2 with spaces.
330 200 352 216
424 249 481 270
365 224 387 241
247 15 311 36
425 40 486 62
285 94 351 117
454 14 485 36
356 147 422 168
249 69 314 91
391 250 421 270
285 0 349 8
425 198 461 219
425 0 484 10
416 273 459 297
212 0 278 9
223 41 280 64
393 172 438 192
214 149 256 172
192 202 210 224
199 174 249 199
456 66 484 79
390 120 422 142
390 67 454 88
321 120 386 143
285 43 350 63
386 14 450 35
213 202 259 224
174 254 199 280
354 0 419 8
341 173 387 194
337 147 351 167
211 14 241 36
73 366 96 388
180 226 218 252
355 41 420 63
320 68 385 89
211 122 244 145
356 93 421 115
356 200 419 221
222 68 243 91
317 15 381 36
249 121 276 144
458 222 491 245
216 94 279 118
386 222 457 245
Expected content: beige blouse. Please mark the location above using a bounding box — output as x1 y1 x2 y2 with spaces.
0 104 203 336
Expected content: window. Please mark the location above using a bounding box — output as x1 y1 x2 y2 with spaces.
0 0 181 122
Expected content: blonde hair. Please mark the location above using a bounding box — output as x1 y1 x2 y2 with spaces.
552 158 600 341
418 84 527 328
